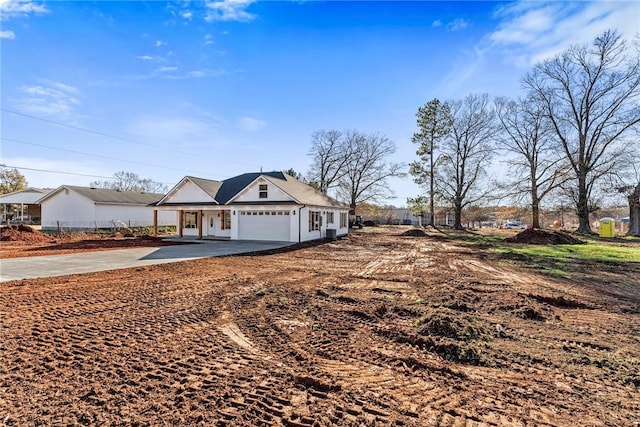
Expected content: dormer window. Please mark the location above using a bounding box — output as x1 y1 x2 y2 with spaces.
259 184 268 198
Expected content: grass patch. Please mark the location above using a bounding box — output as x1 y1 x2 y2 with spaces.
494 243 640 264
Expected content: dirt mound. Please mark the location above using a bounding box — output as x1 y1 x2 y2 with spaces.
505 228 584 245
399 228 427 237
1 225 53 243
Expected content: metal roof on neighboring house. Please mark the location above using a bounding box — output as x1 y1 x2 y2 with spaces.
37 186 165 205
0 187 51 204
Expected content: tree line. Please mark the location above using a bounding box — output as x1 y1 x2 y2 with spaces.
406 30 639 235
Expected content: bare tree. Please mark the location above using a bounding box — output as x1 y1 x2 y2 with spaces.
495 96 568 228
437 93 498 229
336 131 406 214
307 130 350 194
90 171 167 193
523 30 640 233
410 98 452 227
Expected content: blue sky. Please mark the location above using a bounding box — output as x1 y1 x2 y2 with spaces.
1 0 638 204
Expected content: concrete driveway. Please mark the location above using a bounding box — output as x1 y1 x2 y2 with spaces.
0 240 293 282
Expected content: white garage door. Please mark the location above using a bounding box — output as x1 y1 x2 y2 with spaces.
238 211 291 241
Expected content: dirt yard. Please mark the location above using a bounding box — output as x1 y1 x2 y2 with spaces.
1 226 180 259
1 227 639 426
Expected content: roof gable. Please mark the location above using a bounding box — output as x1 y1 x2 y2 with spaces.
231 175 297 204
158 176 220 205
215 172 286 204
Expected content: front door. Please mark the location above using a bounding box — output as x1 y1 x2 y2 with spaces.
207 213 216 236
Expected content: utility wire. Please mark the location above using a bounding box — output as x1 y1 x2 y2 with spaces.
2 136 224 179
1 165 121 181
1 108 258 168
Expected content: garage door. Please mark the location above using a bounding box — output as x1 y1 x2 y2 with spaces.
238 211 291 241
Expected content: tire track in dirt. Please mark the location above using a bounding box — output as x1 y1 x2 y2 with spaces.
2 229 638 426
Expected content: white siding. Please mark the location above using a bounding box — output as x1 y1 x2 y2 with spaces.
41 190 95 230
298 206 349 242
164 180 216 204
233 177 295 203
96 204 174 228
41 190 176 230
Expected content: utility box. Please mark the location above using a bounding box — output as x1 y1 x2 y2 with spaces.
326 229 337 240
599 217 615 238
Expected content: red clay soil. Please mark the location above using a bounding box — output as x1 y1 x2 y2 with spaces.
505 228 585 245
1 225 53 243
1 227 638 426
0 227 181 259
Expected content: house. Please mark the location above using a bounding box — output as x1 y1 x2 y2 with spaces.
0 187 51 224
154 172 350 242
37 186 176 231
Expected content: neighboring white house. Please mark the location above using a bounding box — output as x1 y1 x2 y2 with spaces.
37 186 176 231
154 172 350 242
0 187 51 223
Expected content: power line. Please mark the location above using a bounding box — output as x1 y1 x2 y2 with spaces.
2 165 121 181
2 136 224 179
1 108 148 145
1 108 258 168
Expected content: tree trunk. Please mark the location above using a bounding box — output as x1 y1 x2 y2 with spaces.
429 145 435 227
628 184 640 237
531 180 540 228
576 174 593 234
453 200 463 230
532 201 540 229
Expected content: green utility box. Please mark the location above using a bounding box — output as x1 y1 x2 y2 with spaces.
599 217 615 238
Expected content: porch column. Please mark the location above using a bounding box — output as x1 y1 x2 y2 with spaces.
179 210 184 237
153 209 158 236
198 210 203 239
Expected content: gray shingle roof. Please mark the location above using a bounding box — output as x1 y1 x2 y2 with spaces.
39 186 165 205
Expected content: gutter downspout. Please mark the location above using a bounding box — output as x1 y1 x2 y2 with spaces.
298 205 305 243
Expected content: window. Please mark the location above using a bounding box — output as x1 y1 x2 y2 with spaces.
221 210 231 230
340 212 348 228
327 212 334 224
184 211 197 229
309 211 320 231
259 184 268 198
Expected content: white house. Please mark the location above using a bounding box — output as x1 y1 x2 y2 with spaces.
37 186 176 231
154 172 350 242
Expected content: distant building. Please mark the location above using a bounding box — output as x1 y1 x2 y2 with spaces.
37 186 175 231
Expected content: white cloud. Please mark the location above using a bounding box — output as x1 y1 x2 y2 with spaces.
238 116 267 132
155 40 166 47
432 19 442 28
490 1 640 66
129 67 227 80
0 29 15 39
0 0 47 19
135 55 165 62
12 81 81 120
204 34 214 45
180 10 193 20
447 18 469 31
205 0 256 22
155 66 178 73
